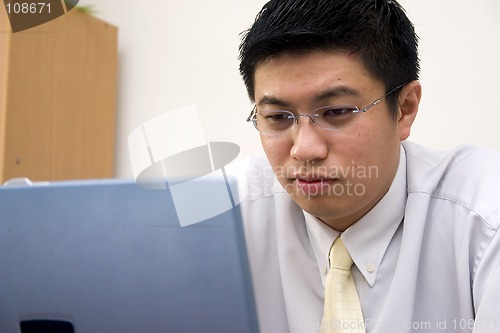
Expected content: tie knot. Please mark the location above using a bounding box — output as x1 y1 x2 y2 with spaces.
329 237 353 270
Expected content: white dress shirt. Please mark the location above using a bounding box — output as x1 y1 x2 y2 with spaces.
236 141 500 333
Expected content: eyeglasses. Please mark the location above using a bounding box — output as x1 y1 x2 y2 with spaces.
246 84 405 135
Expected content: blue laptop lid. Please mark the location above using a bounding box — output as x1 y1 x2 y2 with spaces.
0 179 259 333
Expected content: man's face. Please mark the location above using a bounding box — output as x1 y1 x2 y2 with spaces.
253 50 405 231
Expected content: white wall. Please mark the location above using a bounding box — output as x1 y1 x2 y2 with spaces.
78 0 500 178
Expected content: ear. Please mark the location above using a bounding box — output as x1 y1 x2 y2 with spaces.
397 80 421 141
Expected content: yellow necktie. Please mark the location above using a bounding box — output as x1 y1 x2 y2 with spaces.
320 237 365 333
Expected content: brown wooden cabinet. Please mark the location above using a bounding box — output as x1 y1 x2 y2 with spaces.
0 6 118 183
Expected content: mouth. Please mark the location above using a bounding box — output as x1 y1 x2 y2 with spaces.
292 173 339 182
292 175 339 196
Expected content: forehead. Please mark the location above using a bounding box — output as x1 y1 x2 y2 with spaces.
253 50 381 105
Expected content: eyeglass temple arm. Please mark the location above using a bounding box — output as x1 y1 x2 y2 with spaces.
361 83 405 112
360 98 383 113
246 106 257 122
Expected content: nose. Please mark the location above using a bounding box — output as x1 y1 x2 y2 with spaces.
289 118 328 162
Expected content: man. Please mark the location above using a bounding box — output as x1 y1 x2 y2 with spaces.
236 0 500 332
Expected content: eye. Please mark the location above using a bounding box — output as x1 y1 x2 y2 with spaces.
321 107 356 118
261 111 293 122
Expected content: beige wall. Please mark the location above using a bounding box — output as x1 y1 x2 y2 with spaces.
80 0 500 178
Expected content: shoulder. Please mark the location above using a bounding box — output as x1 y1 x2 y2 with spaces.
403 141 500 229
404 141 500 171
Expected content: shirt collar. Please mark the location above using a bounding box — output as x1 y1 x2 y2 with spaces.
304 210 340 286
305 145 408 287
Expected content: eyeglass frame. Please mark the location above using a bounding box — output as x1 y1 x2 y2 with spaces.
246 83 405 134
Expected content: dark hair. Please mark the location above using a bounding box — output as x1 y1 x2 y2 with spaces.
238 0 420 117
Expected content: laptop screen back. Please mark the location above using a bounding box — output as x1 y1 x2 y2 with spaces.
0 179 258 333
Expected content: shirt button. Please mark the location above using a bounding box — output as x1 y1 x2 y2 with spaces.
322 266 328 275
366 263 375 273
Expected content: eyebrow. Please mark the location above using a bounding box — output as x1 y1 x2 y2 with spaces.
314 86 361 103
256 85 362 109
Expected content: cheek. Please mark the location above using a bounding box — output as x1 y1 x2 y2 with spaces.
260 135 290 168
346 123 399 167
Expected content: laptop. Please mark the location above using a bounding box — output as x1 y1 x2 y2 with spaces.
0 178 259 333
